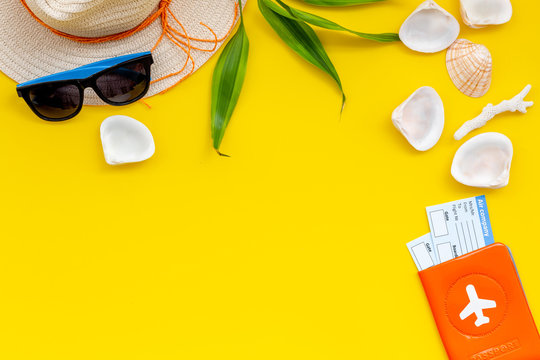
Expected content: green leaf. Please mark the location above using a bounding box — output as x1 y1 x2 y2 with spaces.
258 0 345 111
211 0 250 155
301 0 384 6
272 0 399 42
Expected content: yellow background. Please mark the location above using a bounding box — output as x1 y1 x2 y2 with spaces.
0 0 538 358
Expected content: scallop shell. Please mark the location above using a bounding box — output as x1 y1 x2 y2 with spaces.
392 86 445 151
100 115 155 165
446 39 492 98
451 132 513 189
399 0 460 53
460 0 512 28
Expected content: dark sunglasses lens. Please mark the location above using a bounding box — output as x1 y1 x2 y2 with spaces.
95 62 148 103
28 83 81 120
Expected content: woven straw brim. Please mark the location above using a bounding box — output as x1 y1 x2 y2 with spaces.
0 0 242 105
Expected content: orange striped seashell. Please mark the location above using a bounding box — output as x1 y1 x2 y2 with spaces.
446 39 492 98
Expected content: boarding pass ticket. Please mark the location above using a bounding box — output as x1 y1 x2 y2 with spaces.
407 195 494 271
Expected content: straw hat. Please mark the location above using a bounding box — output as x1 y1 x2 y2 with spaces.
0 0 243 104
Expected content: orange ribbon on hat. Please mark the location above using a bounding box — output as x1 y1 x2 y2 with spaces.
19 0 239 93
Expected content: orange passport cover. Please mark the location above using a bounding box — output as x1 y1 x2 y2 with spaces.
419 243 540 360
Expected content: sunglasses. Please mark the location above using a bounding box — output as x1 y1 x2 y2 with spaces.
16 52 154 121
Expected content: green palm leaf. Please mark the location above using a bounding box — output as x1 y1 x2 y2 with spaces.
301 0 384 6
258 0 346 111
273 0 399 42
211 0 250 155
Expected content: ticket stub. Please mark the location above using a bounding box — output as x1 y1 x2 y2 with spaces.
407 233 436 271
426 195 494 264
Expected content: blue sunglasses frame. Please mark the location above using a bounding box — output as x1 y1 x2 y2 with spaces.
16 52 153 121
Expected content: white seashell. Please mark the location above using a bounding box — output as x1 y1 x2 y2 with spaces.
451 132 513 189
446 39 492 98
460 0 512 28
399 0 460 53
392 86 445 151
100 115 155 165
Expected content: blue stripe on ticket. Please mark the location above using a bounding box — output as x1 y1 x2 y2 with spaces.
475 195 494 245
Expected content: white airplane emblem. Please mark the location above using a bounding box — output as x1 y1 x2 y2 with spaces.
459 284 497 327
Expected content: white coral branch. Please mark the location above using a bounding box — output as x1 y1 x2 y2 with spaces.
454 85 534 140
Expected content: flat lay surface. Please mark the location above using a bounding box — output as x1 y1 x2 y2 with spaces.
0 0 539 359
